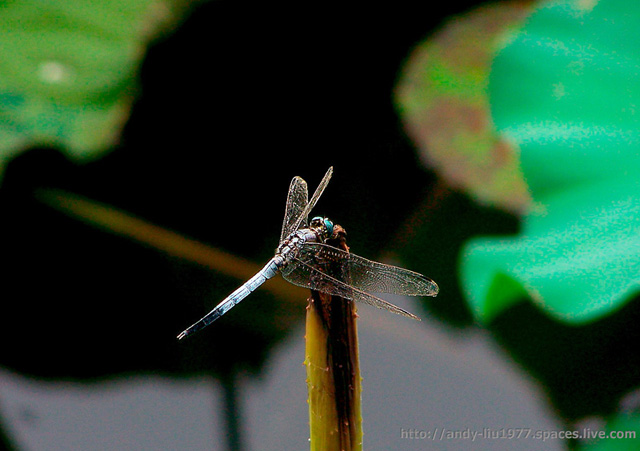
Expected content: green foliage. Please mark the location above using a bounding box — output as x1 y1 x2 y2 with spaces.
579 411 640 450
0 0 185 175
462 0 640 324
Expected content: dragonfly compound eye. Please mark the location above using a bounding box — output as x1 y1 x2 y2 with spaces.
323 218 334 237
311 216 333 237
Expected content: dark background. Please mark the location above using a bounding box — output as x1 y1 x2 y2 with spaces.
2 0 483 379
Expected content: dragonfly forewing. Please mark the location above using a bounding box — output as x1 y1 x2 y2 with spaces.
287 167 333 237
280 176 309 243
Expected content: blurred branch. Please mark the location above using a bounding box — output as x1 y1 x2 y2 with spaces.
36 188 307 306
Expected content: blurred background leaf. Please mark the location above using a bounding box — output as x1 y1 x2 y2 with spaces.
0 0 194 178
395 1 535 214
462 0 640 326
580 411 640 450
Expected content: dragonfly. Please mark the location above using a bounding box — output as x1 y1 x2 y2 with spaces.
177 167 438 340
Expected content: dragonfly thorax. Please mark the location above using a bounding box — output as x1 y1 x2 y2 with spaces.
276 229 315 262
275 217 332 266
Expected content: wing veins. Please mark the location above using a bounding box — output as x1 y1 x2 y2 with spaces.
297 242 439 296
280 176 309 243
287 167 333 236
283 255 421 320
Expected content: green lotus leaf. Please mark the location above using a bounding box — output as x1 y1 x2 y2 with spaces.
462 0 640 323
0 0 188 177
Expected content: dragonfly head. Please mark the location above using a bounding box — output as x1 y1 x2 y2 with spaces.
311 216 334 240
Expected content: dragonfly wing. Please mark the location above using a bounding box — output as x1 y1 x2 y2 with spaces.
297 242 439 297
287 167 333 236
280 176 309 243
282 255 421 320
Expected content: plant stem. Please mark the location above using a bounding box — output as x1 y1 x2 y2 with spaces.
305 225 363 451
